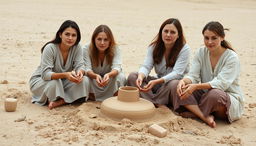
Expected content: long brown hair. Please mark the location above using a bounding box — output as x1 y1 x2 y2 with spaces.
202 21 234 51
150 18 186 67
89 25 116 67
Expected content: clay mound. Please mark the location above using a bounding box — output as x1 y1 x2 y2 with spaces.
100 86 156 121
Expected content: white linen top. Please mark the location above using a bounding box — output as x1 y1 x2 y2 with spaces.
139 44 191 83
185 47 244 122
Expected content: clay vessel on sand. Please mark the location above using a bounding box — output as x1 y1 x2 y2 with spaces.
101 86 155 121
5 98 17 112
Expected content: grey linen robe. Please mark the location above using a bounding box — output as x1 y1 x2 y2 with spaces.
83 45 126 101
29 43 89 105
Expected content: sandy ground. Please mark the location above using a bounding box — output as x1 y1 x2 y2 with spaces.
0 0 256 145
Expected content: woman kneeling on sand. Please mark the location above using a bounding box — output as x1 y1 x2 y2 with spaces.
29 20 89 109
83 25 126 101
169 21 244 128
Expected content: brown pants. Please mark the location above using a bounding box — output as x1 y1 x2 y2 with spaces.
170 80 231 120
127 72 174 105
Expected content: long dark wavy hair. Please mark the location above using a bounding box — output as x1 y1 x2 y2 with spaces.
41 20 81 53
89 25 116 67
202 21 234 51
150 18 186 67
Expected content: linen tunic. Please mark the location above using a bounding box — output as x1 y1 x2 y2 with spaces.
29 43 89 105
139 44 191 82
185 47 244 122
127 44 190 105
83 45 126 101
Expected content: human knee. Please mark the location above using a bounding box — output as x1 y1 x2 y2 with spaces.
78 76 90 90
82 76 90 84
205 89 223 103
45 80 62 94
127 72 138 85
47 80 61 89
168 80 179 91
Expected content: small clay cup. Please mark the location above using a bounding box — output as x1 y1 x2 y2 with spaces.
5 98 17 112
117 86 139 102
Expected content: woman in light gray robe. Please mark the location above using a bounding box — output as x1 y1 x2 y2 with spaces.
29 20 89 109
83 25 126 101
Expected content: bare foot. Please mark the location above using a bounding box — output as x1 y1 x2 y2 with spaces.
205 115 216 128
48 98 66 110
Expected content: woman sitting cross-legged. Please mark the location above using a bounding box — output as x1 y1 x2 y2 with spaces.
170 21 244 128
127 18 191 108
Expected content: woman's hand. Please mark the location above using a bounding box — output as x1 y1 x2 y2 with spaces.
140 78 163 92
95 74 104 87
136 78 143 90
96 73 109 87
66 71 80 83
177 80 187 96
180 84 197 100
140 80 156 92
102 73 110 87
136 73 145 90
76 70 84 83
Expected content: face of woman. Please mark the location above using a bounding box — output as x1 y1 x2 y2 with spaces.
203 30 224 51
161 24 179 47
95 32 110 53
59 27 77 48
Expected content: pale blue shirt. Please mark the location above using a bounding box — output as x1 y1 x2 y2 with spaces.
139 44 191 83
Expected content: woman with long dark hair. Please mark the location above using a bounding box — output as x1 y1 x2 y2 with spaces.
170 21 244 127
29 20 89 109
127 18 191 107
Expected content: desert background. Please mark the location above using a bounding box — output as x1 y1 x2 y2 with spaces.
0 0 256 145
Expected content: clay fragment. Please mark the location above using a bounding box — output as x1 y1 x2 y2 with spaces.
148 124 167 138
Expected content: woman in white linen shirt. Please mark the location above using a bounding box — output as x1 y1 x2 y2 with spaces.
83 25 126 101
170 21 244 128
127 18 190 107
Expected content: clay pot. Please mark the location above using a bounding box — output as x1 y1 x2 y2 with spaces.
101 86 155 121
5 98 17 112
117 86 139 102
